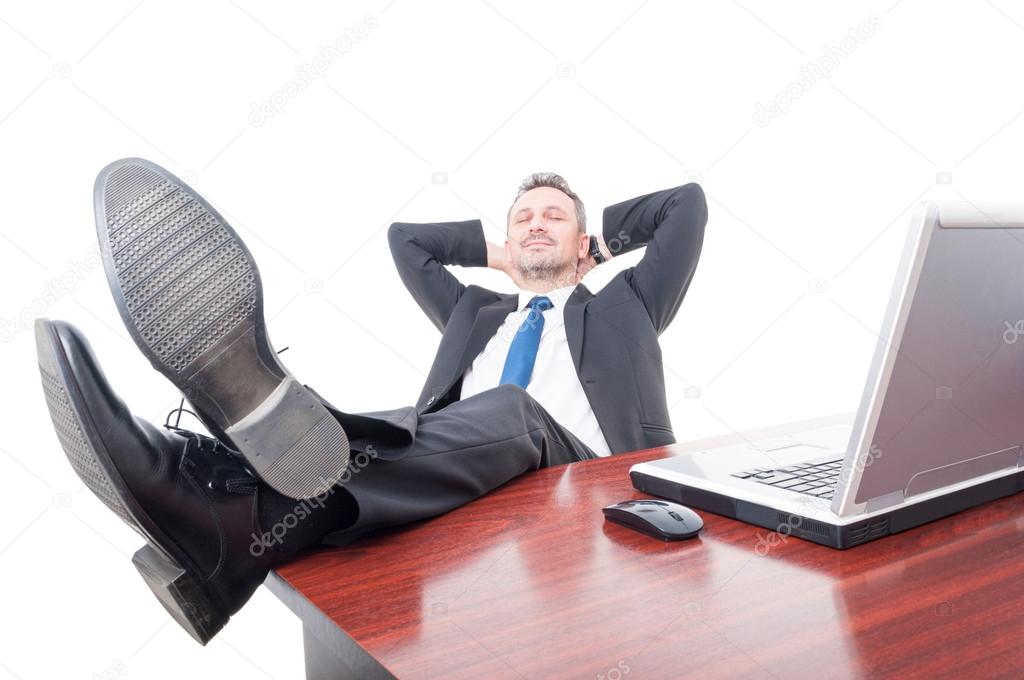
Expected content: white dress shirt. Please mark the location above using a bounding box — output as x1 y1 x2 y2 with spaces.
459 284 612 457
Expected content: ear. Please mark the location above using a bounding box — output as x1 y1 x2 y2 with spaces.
504 240 512 261
577 232 589 259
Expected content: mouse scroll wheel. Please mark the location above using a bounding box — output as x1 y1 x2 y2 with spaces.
668 511 684 522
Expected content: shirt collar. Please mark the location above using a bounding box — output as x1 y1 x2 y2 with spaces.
516 284 578 312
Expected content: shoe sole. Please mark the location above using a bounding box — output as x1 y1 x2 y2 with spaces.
35 319 227 644
93 158 349 500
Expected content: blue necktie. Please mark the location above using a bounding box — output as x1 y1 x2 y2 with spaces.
499 296 554 389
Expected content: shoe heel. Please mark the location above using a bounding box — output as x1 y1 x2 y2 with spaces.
132 543 227 645
225 376 350 500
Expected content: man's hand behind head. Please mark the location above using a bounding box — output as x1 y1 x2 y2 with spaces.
486 240 525 288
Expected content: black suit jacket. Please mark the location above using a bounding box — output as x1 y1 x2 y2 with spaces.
377 182 708 455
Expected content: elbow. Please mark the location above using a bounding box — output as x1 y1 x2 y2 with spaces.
678 181 705 204
387 221 407 241
387 221 411 254
676 182 708 228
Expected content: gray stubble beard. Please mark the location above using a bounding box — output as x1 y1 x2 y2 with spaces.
515 254 576 288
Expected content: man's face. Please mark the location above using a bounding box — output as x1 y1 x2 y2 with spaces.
505 187 588 282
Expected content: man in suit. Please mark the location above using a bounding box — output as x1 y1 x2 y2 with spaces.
35 159 707 644
390 171 707 456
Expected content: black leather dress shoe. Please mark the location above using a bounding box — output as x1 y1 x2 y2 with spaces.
35 318 287 644
93 157 349 500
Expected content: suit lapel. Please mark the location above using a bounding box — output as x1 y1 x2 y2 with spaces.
452 294 518 385
564 284 593 376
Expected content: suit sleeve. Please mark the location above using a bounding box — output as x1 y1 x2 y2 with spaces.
387 219 488 332
601 182 708 334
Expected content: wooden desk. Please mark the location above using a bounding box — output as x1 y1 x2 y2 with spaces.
266 416 1024 679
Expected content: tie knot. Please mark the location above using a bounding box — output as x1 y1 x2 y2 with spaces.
527 296 553 312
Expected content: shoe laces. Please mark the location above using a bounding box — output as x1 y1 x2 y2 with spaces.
164 398 199 430
163 398 240 459
163 398 263 495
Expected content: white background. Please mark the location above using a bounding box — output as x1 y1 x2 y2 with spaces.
1 0 1023 678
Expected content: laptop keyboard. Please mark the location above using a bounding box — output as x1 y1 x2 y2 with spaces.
730 457 843 500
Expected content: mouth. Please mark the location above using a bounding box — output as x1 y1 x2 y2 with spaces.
523 240 554 248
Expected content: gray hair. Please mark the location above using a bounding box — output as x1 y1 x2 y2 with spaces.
506 172 586 233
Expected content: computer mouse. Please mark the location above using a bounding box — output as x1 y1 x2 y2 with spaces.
602 499 704 541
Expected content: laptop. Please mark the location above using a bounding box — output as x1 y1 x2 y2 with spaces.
630 201 1024 548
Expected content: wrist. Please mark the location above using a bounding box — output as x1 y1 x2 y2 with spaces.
486 241 509 271
589 234 611 264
